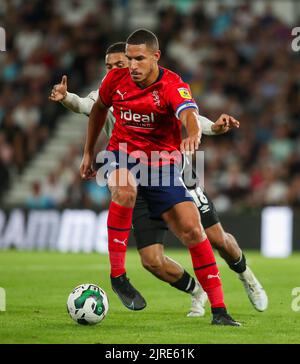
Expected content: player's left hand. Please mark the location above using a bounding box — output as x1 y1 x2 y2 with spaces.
212 114 240 134
80 153 96 180
49 75 68 102
180 134 201 154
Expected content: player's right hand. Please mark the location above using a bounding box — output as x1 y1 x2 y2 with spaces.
80 153 96 180
180 134 201 154
49 75 68 102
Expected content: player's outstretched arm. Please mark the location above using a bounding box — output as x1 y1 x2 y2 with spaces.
49 75 95 115
60 91 96 115
179 109 202 154
80 96 108 179
198 114 240 136
211 114 240 135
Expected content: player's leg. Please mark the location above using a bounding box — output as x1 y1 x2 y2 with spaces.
161 201 240 326
206 224 268 311
190 186 268 311
139 245 207 316
133 195 207 316
139 244 182 281
142 165 240 325
107 167 146 310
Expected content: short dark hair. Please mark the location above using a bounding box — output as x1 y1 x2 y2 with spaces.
126 29 159 50
105 42 126 55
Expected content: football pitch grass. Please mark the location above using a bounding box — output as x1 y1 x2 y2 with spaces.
0 249 299 344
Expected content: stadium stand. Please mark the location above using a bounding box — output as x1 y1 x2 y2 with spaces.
1 0 300 212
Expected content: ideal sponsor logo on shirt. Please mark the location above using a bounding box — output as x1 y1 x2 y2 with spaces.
120 108 155 123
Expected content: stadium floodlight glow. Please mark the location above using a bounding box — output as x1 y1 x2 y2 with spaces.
261 207 293 258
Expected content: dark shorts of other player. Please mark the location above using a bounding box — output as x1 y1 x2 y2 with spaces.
95 149 193 220
132 189 220 250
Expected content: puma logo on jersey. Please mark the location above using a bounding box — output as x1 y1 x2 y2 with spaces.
116 90 127 100
113 238 127 246
207 273 220 280
120 109 155 123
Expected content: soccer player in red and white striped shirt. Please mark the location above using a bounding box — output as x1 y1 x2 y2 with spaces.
80 29 241 325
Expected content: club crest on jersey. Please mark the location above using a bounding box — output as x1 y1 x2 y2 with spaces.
178 87 192 99
152 90 160 106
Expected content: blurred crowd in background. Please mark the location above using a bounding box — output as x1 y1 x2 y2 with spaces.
0 0 300 212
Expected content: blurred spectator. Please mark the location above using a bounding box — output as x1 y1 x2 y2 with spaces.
64 172 87 208
249 164 289 206
14 24 43 61
211 5 233 38
25 182 54 209
268 124 294 163
0 132 13 196
0 113 25 171
287 174 300 207
84 181 110 209
55 0 95 26
42 172 66 207
217 163 250 203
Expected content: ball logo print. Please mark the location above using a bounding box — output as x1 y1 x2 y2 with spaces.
291 27 300 52
0 27 6 51
291 287 300 312
0 287 6 311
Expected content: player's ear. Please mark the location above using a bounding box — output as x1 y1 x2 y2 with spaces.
153 50 161 62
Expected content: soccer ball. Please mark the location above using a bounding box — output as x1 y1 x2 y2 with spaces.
67 284 109 325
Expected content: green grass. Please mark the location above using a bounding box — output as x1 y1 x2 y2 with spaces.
0 249 299 344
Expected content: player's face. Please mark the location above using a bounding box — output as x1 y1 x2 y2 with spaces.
126 44 160 84
105 52 128 73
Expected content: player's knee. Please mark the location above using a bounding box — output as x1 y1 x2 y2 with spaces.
210 230 228 251
111 186 136 207
181 225 205 246
141 254 164 274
